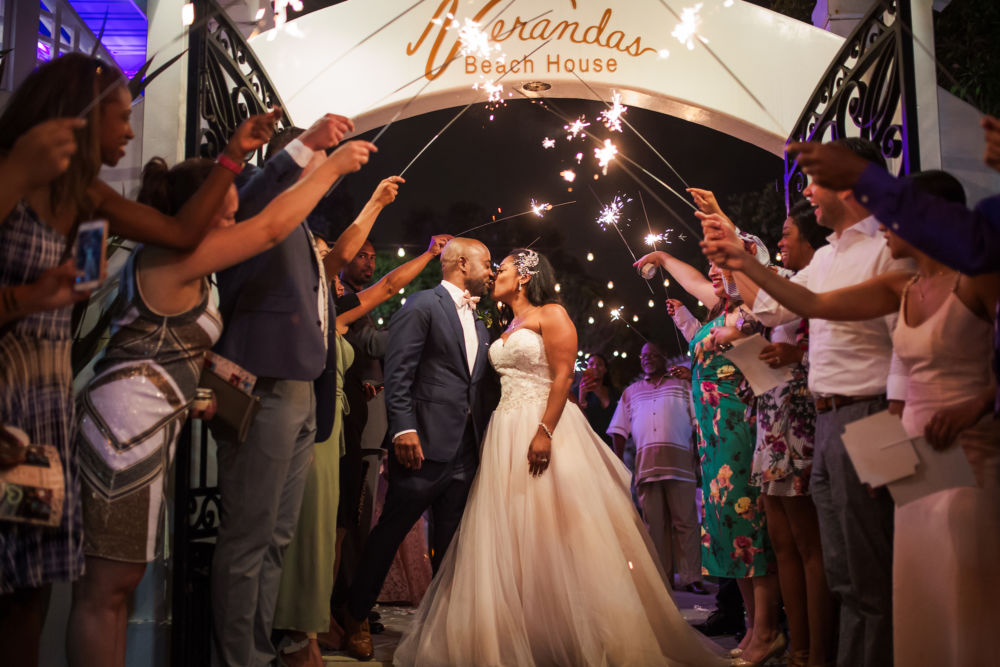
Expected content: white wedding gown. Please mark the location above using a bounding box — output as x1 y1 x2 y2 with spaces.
393 328 727 666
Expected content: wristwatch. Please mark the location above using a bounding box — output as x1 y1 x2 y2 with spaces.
735 312 758 336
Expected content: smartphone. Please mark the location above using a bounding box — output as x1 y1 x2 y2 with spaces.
74 219 108 291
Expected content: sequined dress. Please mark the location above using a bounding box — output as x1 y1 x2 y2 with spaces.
394 328 726 666
77 249 221 562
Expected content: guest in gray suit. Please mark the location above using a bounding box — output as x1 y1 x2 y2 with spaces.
341 238 496 660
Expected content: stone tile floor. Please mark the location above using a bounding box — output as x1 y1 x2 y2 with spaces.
322 584 743 664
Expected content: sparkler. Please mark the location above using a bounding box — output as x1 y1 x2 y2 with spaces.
592 189 655 296
454 200 575 236
597 91 628 132
542 137 556 149
564 116 591 140
671 3 706 50
639 190 687 353
457 17 504 61
594 139 619 175
609 308 650 343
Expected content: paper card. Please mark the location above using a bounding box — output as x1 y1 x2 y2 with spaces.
842 411 920 486
887 435 977 506
720 334 794 395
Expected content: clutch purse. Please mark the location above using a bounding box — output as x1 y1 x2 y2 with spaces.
199 352 260 444
0 426 64 527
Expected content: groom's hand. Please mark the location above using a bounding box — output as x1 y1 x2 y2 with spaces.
394 432 425 470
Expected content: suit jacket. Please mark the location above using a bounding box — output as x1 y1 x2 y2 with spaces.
213 151 333 381
385 284 492 462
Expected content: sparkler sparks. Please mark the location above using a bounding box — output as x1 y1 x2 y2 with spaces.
456 17 503 61
671 3 707 50
542 137 556 149
644 231 674 246
597 91 628 132
560 169 576 182
474 79 505 103
530 199 552 216
610 308 622 321
597 194 631 230
594 139 619 175
564 116 591 140
575 152 583 163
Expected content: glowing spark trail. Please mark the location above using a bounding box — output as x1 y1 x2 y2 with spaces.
594 140 618 175
542 137 556 149
671 3 706 50
454 200 575 235
564 117 591 140
597 91 628 132
575 152 583 163
560 169 576 182
456 17 502 60
597 195 629 230
530 199 552 216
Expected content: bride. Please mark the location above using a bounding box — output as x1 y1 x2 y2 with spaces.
393 249 727 666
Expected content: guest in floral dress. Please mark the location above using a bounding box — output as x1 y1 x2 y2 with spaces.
640 247 782 666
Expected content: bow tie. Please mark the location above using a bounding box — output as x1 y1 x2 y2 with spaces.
459 290 480 309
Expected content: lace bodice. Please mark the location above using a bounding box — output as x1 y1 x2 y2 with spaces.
489 328 552 411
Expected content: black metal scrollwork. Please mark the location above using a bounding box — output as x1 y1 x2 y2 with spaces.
785 0 920 206
186 0 294 163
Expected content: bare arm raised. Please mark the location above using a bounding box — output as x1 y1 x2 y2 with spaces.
634 251 719 309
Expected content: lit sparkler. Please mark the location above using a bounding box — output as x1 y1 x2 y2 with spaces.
530 199 552 216
456 17 504 61
671 3 707 50
564 116 591 140
597 90 627 132
609 308 650 342
542 137 556 149
597 194 630 230
474 79 505 103
560 169 576 182
594 139 618 175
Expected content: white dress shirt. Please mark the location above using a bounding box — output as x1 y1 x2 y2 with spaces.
752 216 912 400
440 279 479 374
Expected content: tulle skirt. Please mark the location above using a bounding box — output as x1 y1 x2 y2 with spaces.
393 401 727 667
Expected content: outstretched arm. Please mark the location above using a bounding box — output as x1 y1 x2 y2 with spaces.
323 176 402 277
91 111 279 250
337 234 452 328
165 141 376 285
702 237 910 320
634 251 719 309
530 304 578 476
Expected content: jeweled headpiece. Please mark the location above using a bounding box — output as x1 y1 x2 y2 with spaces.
514 249 540 277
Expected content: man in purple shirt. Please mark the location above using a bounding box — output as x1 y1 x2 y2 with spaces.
788 115 1000 410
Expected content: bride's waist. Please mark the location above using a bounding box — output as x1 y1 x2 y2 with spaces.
496 375 551 411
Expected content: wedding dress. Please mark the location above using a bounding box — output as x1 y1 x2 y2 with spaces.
393 328 726 666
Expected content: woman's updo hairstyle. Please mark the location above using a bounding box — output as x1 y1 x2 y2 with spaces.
137 157 215 215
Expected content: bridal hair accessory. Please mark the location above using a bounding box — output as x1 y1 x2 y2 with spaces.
514 249 540 277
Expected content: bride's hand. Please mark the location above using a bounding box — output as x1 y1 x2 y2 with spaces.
527 430 552 477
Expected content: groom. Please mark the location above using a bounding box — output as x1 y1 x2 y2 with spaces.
342 237 496 660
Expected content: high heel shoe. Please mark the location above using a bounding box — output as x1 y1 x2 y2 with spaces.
784 649 809 667
730 633 787 666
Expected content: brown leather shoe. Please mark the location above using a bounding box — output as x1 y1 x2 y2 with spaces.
342 615 374 661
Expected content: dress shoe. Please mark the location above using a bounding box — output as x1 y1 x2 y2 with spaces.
342 615 374 662
784 649 809 667
730 633 787 667
681 581 711 595
693 610 746 637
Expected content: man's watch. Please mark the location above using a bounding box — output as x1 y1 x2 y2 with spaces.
735 313 758 336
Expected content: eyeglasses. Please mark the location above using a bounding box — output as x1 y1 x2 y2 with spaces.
638 354 663 360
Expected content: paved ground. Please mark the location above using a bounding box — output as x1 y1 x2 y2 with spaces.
321 583 743 664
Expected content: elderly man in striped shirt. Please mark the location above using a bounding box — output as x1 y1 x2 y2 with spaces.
608 342 706 594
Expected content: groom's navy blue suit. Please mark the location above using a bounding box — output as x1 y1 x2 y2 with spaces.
346 283 494 622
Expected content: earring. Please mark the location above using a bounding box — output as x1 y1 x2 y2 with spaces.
516 282 522 293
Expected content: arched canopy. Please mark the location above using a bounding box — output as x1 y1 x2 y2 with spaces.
249 0 844 156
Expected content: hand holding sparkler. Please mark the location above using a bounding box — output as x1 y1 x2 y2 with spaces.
426 234 454 257
367 174 403 208
697 211 740 243
326 140 379 178
299 113 355 152
225 108 283 161
686 187 730 220
786 140 869 191
700 236 751 271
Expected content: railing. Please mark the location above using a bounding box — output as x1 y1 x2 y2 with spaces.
784 0 921 206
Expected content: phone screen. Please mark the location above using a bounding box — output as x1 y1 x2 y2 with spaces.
75 223 106 288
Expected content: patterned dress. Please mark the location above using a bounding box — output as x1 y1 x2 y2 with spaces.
691 314 772 578
77 249 221 562
750 319 816 496
0 203 83 593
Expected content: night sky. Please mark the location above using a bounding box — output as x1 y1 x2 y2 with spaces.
313 96 784 380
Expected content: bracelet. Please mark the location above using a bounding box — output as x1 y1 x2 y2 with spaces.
216 153 244 175
538 422 553 439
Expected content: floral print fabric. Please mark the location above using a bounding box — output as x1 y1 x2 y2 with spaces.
691 315 773 578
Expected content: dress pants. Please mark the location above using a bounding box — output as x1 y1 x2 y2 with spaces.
211 379 317 667
346 421 478 623
637 479 701 586
811 398 894 667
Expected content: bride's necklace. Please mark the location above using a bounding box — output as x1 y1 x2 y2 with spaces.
507 306 539 332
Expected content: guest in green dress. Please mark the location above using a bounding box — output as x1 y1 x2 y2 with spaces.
638 246 782 666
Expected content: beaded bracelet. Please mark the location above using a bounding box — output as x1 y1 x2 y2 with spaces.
538 422 553 439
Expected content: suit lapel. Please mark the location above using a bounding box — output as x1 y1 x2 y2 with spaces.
435 285 470 376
